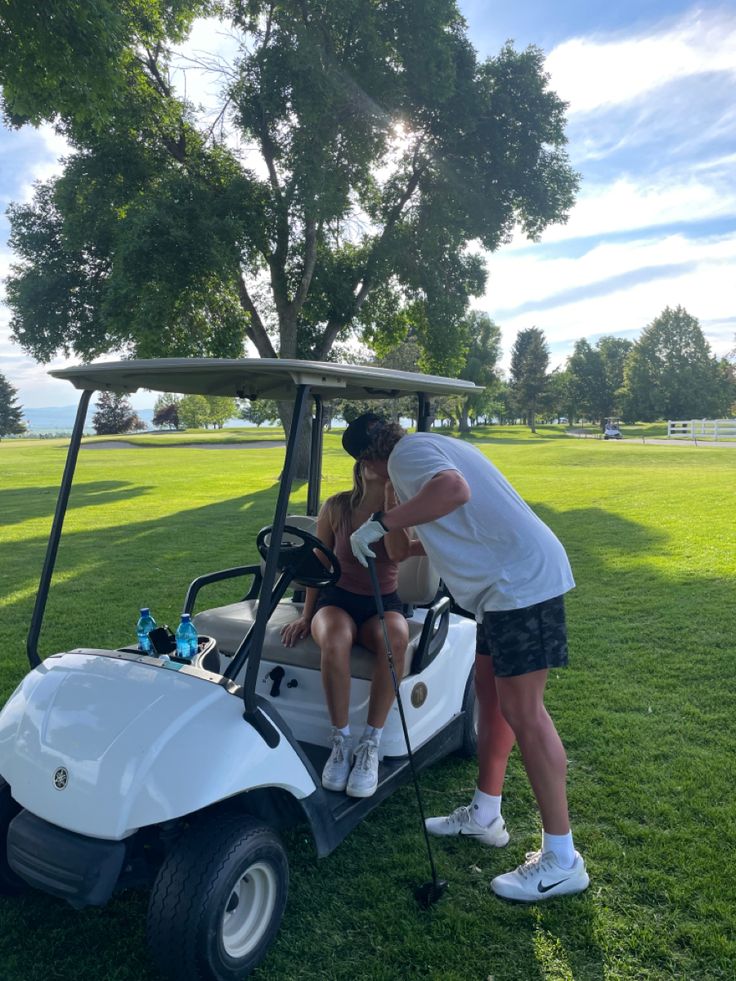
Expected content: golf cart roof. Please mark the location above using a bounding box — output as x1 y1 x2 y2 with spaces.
51 358 484 400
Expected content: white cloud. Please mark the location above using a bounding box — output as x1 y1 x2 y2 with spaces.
546 8 736 115
481 229 736 367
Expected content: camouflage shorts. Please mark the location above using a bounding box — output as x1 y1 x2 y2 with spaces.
476 595 569 678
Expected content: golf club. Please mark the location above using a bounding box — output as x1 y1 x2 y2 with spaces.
365 555 448 909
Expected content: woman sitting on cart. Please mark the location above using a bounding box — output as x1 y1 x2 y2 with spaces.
281 451 411 799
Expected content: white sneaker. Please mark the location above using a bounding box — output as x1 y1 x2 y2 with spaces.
424 806 510 847
491 850 589 902
322 729 354 792
346 737 379 798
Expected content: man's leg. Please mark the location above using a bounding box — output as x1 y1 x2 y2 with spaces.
494 668 569 834
424 651 513 847
475 653 516 796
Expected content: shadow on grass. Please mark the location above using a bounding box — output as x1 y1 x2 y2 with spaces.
0 481 152 526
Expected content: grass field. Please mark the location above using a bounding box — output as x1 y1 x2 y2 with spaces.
1 426 734 981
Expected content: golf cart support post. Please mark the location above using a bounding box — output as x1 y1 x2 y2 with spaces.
28 358 482 736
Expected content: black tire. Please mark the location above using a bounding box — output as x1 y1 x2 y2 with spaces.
457 666 478 758
0 779 26 896
147 814 288 981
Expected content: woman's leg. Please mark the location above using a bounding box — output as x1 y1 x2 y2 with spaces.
357 612 409 728
311 606 357 728
475 653 516 795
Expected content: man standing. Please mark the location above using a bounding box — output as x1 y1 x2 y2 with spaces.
344 413 589 901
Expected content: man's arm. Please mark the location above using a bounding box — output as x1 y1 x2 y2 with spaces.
381 470 470 530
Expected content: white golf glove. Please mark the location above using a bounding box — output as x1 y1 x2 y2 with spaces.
350 517 387 567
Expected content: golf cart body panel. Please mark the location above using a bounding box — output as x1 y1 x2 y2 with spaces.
0 651 315 840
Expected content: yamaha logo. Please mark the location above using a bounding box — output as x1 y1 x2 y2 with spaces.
53 767 69 791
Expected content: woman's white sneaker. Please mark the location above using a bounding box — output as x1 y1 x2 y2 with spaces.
321 729 354 792
491 850 589 901
346 737 379 797
425 806 510 847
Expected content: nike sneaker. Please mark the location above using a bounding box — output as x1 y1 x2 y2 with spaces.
425 806 509 847
491 849 589 901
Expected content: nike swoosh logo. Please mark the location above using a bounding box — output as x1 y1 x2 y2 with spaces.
537 878 569 893
458 829 488 836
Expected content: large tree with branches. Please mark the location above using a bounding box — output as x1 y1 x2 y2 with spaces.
1 0 578 464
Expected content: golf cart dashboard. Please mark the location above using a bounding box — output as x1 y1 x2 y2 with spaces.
55 646 243 696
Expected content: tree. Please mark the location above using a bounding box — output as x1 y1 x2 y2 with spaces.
619 306 733 422
509 327 549 432
205 396 236 429
153 393 182 430
178 394 210 429
0 372 26 437
457 312 502 432
239 398 281 427
92 392 144 435
565 339 608 425
2 1 578 471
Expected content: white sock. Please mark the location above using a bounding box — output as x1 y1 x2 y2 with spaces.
362 725 383 744
338 725 351 738
470 788 502 827
542 830 575 869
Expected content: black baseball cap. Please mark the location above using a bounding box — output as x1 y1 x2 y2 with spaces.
341 412 384 459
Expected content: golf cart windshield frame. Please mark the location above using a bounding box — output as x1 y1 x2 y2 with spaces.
28 358 481 730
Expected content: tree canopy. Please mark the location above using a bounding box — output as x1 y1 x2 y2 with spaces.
619 306 733 422
2 0 578 384
565 335 633 426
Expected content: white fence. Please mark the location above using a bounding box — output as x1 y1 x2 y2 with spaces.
668 419 736 441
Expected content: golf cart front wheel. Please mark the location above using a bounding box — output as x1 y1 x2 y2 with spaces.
147 814 288 981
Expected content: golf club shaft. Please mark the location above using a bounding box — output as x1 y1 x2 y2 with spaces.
365 556 441 887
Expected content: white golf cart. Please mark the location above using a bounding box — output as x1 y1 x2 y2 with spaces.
0 358 482 980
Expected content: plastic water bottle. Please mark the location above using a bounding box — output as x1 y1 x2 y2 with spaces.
136 608 157 653
175 614 198 660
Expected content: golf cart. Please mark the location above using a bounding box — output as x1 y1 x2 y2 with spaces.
0 358 483 981
603 419 622 440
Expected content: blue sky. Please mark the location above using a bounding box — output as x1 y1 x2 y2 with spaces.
1 1 734 407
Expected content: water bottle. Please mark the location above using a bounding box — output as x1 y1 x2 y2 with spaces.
175 613 198 660
136 608 157 653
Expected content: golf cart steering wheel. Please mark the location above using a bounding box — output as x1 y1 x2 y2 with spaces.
256 524 341 589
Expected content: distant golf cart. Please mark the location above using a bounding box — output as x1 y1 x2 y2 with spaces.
0 359 483 981
604 419 622 440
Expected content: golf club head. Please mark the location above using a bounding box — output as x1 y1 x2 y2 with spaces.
414 878 449 908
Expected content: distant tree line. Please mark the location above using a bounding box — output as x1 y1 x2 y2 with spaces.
496 306 735 431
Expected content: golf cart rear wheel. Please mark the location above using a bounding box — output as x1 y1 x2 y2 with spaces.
147 814 288 981
457 666 479 758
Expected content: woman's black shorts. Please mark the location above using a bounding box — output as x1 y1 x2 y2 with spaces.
314 585 405 628
476 595 569 678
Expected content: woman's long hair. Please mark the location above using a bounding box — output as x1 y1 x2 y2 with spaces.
327 461 365 531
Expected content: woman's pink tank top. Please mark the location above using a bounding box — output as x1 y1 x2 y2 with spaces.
332 517 399 595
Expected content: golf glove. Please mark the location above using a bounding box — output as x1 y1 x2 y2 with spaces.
350 517 387 567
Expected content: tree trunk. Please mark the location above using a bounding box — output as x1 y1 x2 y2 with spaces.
278 398 312 481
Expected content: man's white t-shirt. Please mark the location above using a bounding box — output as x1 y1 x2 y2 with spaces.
387 433 574 617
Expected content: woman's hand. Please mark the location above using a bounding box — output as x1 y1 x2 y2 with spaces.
281 616 312 648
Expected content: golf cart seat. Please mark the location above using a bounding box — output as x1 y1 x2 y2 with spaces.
193 517 448 681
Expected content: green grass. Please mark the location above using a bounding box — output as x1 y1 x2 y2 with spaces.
1 429 735 980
